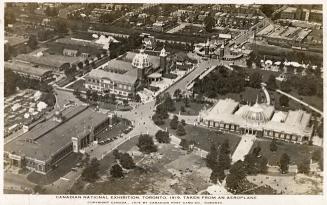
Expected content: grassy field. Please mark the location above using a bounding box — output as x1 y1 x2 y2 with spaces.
171 101 209 116
161 120 241 154
251 139 322 166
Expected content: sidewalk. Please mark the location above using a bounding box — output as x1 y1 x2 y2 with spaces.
231 134 256 162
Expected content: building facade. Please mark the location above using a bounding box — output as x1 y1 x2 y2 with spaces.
200 98 313 144
4 105 109 174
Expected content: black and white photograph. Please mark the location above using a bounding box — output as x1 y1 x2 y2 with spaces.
1 0 325 204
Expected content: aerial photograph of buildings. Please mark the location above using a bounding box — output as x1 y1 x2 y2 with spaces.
3 2 323 196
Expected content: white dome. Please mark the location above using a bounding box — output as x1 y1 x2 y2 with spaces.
132 49 151 69
242 103 268 123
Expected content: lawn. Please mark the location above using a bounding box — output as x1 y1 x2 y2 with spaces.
161 120 241 154
66 79 86 92
171 101 210 116
251 139 322 166
289 91 323 111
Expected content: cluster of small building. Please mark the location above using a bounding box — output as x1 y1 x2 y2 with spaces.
280 6 322 23
5 36 111 81
257 24 312 48
200 98 313 144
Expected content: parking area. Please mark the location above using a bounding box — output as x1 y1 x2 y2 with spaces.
96 119 133 145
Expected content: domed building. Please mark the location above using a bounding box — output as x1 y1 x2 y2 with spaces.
200 98 313 144
85 48 170 99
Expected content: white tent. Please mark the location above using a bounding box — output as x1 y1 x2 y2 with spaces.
33 91 42 101
12 103 21 112
37 101 48 112
24 113 30 119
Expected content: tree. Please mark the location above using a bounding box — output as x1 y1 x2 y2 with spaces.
110 164 124 178
45 6 58 17
180 105 186 113
4 69 17 97
279 153 290 174
252 146 261 157
152 113 164 125
297 159 310 174
226 160 247 193
123 99 129 106
134 94 141 102
204 14 215 32
113 149 121 160
137 134 157 154
206 144 218 170
218 140 232 171
266 74 277 90
280 80 292 92
176 123 186 136
129 32 142 48
119 153 135 169
179 138 189 150
81 158 100 182
170 115 179 129
53 19 68 33
279 95 289 107
27 35 38 50
312 150 322 162
248 72 262 88
270 139 278 152
173 89 182 101
155 130 171 143
164 94 176 112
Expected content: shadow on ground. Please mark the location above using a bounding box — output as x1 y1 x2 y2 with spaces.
26 153 82 185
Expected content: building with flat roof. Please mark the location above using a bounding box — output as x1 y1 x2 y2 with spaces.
4 105 109 174
200 98 313 144
5 61 53 81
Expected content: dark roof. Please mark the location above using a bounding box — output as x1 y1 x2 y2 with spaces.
5 61 52 77
104 59 133 73
5 106 108 162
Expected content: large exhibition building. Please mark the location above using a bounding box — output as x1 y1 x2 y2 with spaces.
4 105 109 174
85 48 170 98
199 98 313 144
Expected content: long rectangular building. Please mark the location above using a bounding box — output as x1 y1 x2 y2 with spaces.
4 105 109 174
200 99 313 144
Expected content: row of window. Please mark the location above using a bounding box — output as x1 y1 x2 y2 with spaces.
87 78 132 91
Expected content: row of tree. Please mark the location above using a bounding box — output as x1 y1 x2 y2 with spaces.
193 67 263 98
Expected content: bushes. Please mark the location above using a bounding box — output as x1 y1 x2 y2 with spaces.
137 134 157 154
110 164 124 178
155 130 171 143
